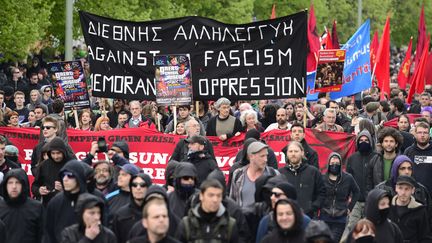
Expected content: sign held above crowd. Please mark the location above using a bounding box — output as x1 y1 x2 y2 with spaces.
79 11 307 101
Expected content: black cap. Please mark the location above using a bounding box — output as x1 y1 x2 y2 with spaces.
275 182 297 200
188 135 206 145
396 175 417 188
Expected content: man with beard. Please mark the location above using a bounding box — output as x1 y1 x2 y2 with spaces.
116 111 129 129
264 108 292 132
107 99 130 128
93 161 117 196
371 127 403 182
278 141 325 218
282 123 319 169
111 173 152 243
404 122 432 194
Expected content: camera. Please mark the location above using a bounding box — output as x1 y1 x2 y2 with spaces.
97 137 108 153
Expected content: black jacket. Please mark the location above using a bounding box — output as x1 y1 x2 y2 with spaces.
388 196 432 242
106 189 130 223
31 136 75 175
278 162 326 217
0 157 20 175
31 137 75 206
365 189 403 243
346 130 380 201
175 204 239 243
183 150 218 187
0 169 43 243
404 142 432 193
129 235 181 243
44 160 88 243
127 185 180 241
171 137 215 162
321 153 360 219
168 163 199 219
111 173 152 243
60 193 116 243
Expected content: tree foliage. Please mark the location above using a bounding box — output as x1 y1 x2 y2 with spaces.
0 0 53 61
1 0 431 62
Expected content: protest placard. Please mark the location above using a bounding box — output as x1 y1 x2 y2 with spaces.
314 49 346 92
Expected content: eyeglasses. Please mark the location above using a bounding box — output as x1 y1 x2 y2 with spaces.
44 90 51 92
42 125 55 130
131 182 147 188
61 171 75 179
271 191 285 198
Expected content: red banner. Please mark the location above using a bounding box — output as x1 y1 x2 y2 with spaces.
0 127 356 184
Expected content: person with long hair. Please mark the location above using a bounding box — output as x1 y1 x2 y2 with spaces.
78 110 94 131
94 117 112 131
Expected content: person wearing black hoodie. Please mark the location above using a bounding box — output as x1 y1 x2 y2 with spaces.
0 168 43 243
261 199 305 243
364 188 403 243
168 162 199 219
31 137 75 206
111 173 152 243
182 135 219 187
321 152 360 242
127 185 180 241
60 193 117 243
44 160 89 243
343 129 380 241
0 135 20 176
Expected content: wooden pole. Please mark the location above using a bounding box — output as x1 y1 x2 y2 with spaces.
173 106 177 134
73 108 79 129
303 98 307 128
195 101 199 118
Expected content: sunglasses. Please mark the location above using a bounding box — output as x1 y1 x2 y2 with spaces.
131 182 147 188
42 125 55 130
61 171 75 179
44 90 51 92
181 176 194 181
271 192 285 198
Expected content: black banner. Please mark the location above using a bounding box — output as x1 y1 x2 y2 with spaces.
79 11 307 101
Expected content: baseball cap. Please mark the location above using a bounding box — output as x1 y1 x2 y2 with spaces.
118 164 140 176
396 175 416 188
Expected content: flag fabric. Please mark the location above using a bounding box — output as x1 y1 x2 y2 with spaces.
330 20 371 99
413 5 426 78
306 71 319 101
307 4 320 72
407 36 430 103
270 4 276 19
375 16 390 99
425 52 432 85
370 31 379 73
397 37 413 90
331 20 340 49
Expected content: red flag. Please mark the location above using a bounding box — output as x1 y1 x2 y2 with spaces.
397 37 413 89
413 5 427 79
370 31 379 73
270 4 276 19
331 20 340 49
325 29 333 49
307 4 320 72
425 52 432 85
375 16 391 99
407 36 430 103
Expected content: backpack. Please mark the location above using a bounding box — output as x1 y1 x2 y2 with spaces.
182 213 236 243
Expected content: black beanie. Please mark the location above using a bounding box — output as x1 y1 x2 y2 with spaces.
112 141 129 159
245 128 260 140
275 182 297 200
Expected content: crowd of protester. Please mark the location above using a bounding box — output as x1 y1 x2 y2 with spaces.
0 48 432 243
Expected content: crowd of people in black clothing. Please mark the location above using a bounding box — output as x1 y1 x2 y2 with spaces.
1 55 432 243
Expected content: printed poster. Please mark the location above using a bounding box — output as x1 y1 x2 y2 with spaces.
314 49 346 92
